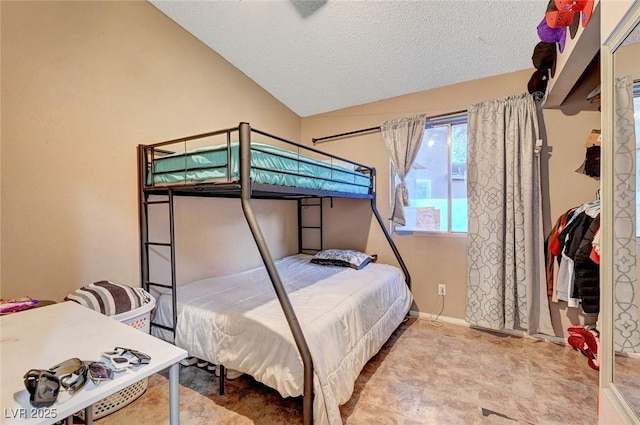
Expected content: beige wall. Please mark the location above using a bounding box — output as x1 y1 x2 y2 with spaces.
301 70 600 329
601 0 634 42
617 42 640 78
1 1 300 301
543 110 601 336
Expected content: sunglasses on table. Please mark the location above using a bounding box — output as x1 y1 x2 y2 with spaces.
23 359 114 408
87 361 115 384
101 347 151 371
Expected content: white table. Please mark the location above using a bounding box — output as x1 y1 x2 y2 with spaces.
1 301 187 425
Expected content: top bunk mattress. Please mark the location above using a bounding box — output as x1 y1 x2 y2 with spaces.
147 142 371 195
152 254 412 425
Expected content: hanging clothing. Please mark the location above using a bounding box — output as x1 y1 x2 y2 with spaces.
589 229 601 264
546 200 601 316
545 208 575 296
558 211 598 308
574 217 601 316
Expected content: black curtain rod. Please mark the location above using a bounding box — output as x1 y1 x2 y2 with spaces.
312 109 467 144
312 126 380 144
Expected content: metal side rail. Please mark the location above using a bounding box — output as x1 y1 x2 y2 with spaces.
239 122 314 425
370 196 412 290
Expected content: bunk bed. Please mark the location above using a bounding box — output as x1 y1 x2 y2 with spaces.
137 122 412 425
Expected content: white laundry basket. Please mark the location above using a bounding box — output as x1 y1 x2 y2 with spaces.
76 297 156 421
111 297 155 333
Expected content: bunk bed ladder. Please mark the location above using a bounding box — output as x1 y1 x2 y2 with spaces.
298 198 324 254
139 189 178 339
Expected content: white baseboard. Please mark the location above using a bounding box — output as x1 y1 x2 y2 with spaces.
408 309 565 345
408 309 469 327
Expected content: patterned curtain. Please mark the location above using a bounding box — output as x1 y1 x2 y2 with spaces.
381 114 427 225
612 75 640 353
466 93 553 335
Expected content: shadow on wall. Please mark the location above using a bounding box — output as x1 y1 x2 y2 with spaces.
536 100 553 235
549 298 597 338
147 196 298 287
321 198 373 254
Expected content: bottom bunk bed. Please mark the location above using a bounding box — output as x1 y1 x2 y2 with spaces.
151 254 412 425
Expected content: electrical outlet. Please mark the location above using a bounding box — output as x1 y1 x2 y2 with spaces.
438 284 446 296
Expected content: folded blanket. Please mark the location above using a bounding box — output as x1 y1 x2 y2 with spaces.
65 281 151 316
0 296 39 314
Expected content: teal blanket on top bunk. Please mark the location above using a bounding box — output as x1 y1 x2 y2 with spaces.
149 142 371 194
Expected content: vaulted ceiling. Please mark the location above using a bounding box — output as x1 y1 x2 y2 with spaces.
151 0 546 117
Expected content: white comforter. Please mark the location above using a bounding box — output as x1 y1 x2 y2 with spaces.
153 254 412 425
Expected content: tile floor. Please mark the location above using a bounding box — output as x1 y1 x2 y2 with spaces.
95 318 601 424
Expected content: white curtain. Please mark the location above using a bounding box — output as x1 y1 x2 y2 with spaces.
612 75 640 353
466 93 553 336
381 114 427 225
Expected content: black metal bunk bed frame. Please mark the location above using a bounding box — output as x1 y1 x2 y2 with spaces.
137 122 411 425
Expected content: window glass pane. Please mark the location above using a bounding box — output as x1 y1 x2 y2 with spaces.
451 123 468 232
416 126 448 232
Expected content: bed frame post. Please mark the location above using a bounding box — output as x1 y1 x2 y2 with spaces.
137 145 149 292
370 170 412 290
238 122 314 425
297 199 303 254
168 188 178 334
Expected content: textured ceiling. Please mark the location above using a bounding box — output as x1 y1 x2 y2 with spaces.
151 0 547 117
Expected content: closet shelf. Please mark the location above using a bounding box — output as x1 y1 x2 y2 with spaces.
543 0 601 114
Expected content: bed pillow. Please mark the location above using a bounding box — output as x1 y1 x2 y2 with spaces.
64 281 152 317
310 249 376 270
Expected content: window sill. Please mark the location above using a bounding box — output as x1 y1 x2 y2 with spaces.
394 230 467 238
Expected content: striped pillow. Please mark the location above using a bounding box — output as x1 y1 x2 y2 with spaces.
64 281 152 317
310 249 376 270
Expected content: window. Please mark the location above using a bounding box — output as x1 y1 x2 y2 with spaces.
393 113 468 234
